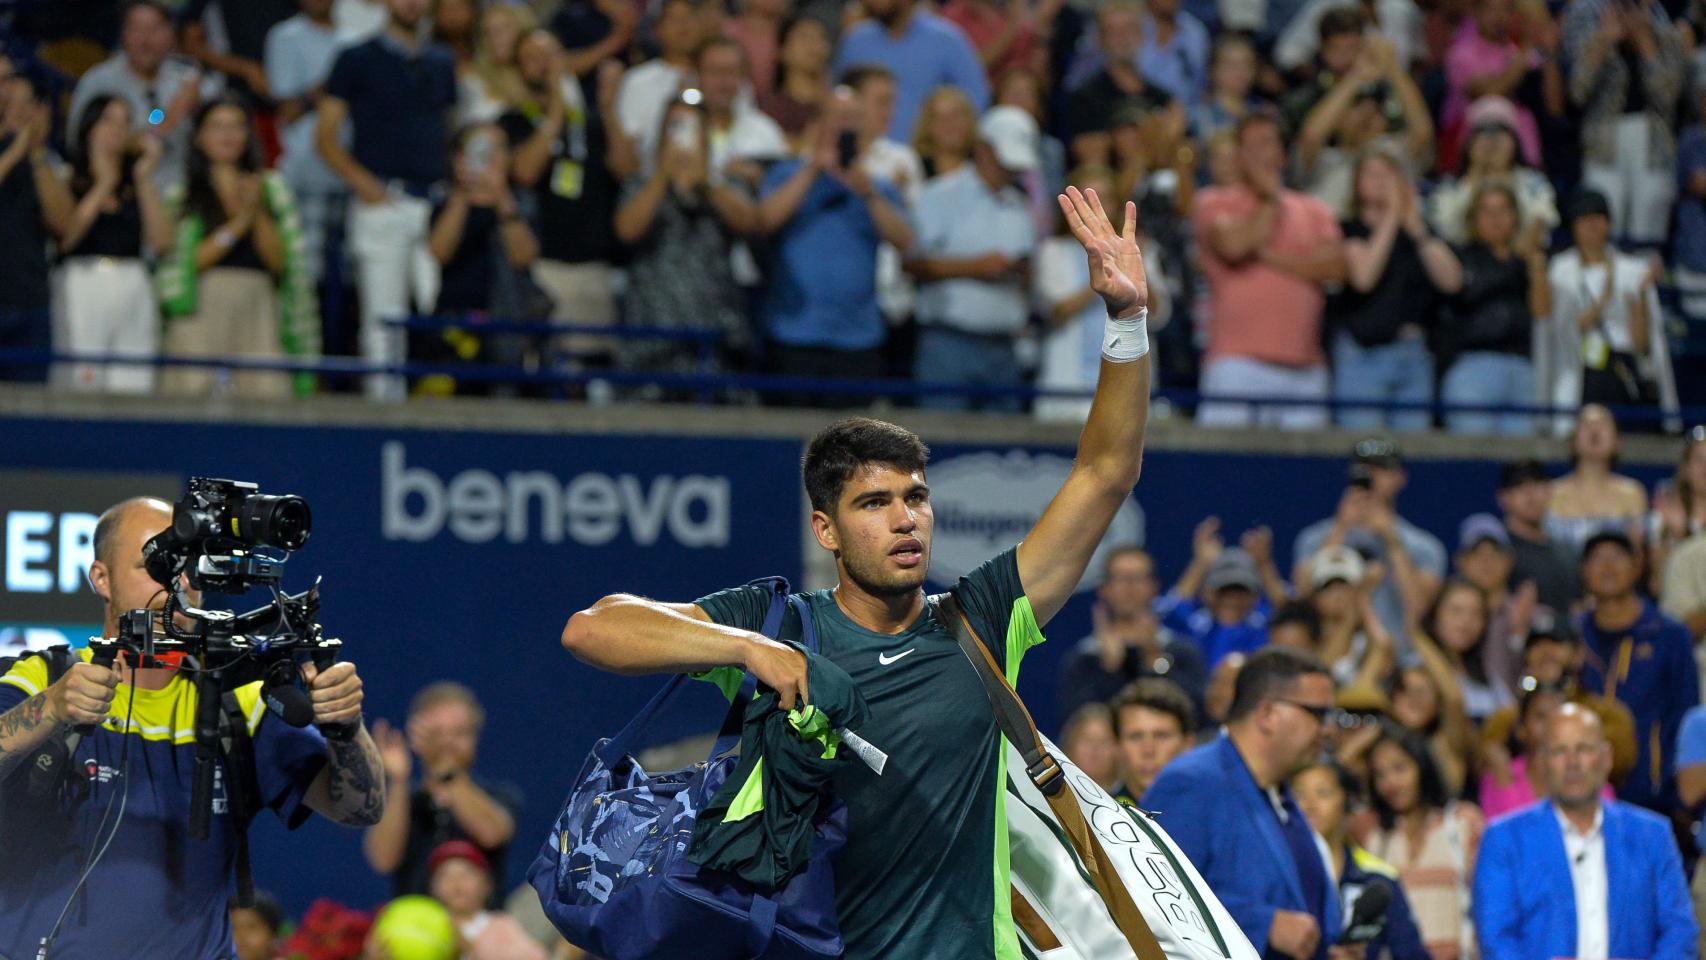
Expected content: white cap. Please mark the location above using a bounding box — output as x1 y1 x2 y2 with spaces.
977 106 1040 173
1310 546 1366 589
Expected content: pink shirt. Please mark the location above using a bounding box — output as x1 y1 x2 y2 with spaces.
1192 185 1341 367
1478 755 1616 821
1443 21 1541 166
940 0 1036 86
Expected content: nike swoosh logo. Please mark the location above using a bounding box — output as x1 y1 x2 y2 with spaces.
877 648 916 666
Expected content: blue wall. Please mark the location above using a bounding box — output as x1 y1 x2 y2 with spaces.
0 416 1671 920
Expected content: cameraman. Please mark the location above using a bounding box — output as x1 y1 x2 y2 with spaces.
0 497 386 960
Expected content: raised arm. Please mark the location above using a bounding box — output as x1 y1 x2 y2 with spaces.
1016 187 1151 625
562 594 809 709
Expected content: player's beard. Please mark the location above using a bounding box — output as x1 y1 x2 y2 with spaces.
839 542 929 599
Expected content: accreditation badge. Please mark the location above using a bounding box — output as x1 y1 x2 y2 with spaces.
551 159 584 200
1583 330 1610 371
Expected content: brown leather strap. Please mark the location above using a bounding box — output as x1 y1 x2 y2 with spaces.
1011 886 1063 951
938 592 1167 960
1043 787 1168 960
937 593 1063 794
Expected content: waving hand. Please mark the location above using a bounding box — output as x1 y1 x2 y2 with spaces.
1057 186 1147 319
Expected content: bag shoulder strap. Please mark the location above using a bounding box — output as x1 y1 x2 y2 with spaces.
936 592 1062 795
939 593 1168 960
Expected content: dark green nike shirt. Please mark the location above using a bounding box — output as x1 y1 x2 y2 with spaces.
695 548 1040 960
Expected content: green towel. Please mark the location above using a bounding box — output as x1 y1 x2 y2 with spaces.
686 644 869 889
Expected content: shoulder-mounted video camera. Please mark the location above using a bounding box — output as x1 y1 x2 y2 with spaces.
72 478 351 841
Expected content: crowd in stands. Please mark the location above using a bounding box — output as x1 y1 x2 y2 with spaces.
0 0 1704 422
1054 414 1706 960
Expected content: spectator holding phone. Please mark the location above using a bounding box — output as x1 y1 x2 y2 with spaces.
419 123 539 395
615 90 757 382
754 86 912 405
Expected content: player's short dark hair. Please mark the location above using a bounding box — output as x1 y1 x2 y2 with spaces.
1226 646 1330 723
838 62 896 93
802 418 930 514
1270 599 1323 646
1318 7 1365 43
409 680 486 732
1113 678 1195 736
228 891 282 933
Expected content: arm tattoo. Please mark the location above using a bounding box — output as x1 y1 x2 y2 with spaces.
0 694 54 781
325 733 386 826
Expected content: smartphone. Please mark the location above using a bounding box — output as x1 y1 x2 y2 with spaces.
669 112 700 153
1347 462 1375 490
837 129 859 170
465 131 495 174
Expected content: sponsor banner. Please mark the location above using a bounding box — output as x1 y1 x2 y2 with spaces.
925 449 1143 592
0 468 181 653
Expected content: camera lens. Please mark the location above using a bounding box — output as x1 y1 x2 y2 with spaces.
235 495 312 550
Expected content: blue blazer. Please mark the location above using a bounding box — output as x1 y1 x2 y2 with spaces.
1472 800 1697 960
1142 735 1342 957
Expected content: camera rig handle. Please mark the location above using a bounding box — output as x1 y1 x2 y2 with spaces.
309 638 358 742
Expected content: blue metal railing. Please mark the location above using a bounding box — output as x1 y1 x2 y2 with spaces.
5 346 1706 431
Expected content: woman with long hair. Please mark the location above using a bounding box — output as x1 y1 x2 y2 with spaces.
1414 578 1509 723
1546 403 1650 558
1438 182 1550 436
55 93 172 393
756 16 830 152
1331 146 1462 433
158 96 316 399
1366 727 1484 960
911 86 976 183
470 2 536 116
1292 758 1429 960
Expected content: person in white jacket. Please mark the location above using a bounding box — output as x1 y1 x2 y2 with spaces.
1539 188 1679 436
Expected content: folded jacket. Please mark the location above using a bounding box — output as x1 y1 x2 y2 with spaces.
686 644 869 889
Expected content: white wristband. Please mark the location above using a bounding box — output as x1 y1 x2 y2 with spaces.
1102 306 1149 363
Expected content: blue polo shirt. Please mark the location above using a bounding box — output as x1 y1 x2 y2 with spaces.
833 11 989 142
758 161 902 352
1578 601 1699 811
324 33 457 186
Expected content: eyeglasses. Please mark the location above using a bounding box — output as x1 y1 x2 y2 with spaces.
1274 699 1340 725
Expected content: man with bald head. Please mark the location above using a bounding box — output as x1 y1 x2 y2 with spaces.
0 496 387 960
1473 704 1697 960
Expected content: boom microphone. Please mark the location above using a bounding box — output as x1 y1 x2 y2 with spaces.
1343 878 1393 945
262 681 317 728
